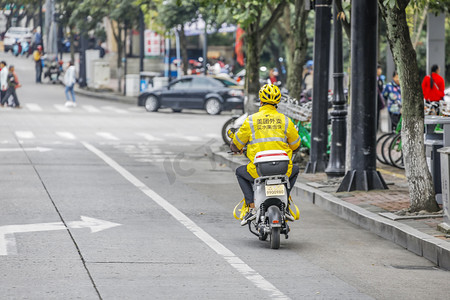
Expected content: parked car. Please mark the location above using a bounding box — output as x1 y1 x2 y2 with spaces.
3 27 33 53
138 75 244 115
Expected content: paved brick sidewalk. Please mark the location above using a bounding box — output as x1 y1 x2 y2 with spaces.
297 168 448 242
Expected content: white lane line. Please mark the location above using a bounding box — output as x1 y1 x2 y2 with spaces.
25 103 43 112
54 104 71 112
82 105 101 113
101 106 129 114
96 132 120 141
15 131 35 139
56 132 77 140
136 133 163 141
81 142 289 300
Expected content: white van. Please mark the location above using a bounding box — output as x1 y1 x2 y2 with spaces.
3 27 33 52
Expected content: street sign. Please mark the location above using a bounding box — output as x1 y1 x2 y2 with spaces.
0 216 121 255
144 30 164 57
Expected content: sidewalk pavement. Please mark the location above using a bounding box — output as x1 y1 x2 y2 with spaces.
74 78 136 105
212 146 450 271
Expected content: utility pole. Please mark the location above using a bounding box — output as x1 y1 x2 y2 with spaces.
305 0 332 174
139 8 145 73
203 23 207 75
337 0 387 192
325 1 347 177
124 22 128 96
175 28 181 79
39 0 43 51
79 19 88 88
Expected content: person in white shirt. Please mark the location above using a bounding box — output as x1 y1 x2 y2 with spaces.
0 61 8 106
64 60 77 107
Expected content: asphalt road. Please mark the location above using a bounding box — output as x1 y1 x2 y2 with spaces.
0 53 449 300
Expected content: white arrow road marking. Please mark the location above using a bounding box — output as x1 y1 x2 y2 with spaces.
0 216 121 255
25 103 43 111
82 141 289 300
96 132 120 141
56 131 77 140
81 105 101 113
136 133 163 141
0 147 52 152
15 131 35 139
67 216 121 233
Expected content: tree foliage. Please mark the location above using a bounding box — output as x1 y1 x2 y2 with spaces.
0 0 40 30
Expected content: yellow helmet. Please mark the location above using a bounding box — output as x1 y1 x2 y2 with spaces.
259 84 281 105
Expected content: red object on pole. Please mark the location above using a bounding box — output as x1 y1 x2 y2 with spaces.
235 26 245 66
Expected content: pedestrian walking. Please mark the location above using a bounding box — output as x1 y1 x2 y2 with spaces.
383 71 401 131
302 60 313 96
0 61 8 106
33 45 43 83
2 65 21 108
376 65 386 131
422 64 445 104
31 27 42 51
64 61 77 107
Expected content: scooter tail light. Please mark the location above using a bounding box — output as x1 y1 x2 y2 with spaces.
255 153 288 159
272 220 279 224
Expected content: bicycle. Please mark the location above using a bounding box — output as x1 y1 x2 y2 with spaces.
376 100 445 169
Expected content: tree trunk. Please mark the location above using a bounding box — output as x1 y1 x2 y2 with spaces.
287 0 308 99
6 6 14 29
244 23 261 114
179 27 188 76
379 1 439 212
70 27 75 63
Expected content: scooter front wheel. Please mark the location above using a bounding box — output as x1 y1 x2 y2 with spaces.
221 117 238 144
270 227 280 249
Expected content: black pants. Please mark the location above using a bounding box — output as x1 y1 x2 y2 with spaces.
2 87 19 107
236 164 300 206
35 62 42 83
0 90 6 104
389 113 401 131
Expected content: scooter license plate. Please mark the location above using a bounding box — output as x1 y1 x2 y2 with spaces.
265 184 285 196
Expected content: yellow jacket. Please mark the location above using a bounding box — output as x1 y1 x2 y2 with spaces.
232 105 301 178
33 50 41 62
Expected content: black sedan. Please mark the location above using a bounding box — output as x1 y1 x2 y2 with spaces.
138 75 244 115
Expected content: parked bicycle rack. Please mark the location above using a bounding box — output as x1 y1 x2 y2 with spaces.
277 97 312 122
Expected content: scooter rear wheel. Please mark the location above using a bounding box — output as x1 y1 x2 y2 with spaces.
270 227 280 249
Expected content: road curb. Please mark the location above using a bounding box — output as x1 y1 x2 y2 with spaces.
212 147 450 270
74 87 136 105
